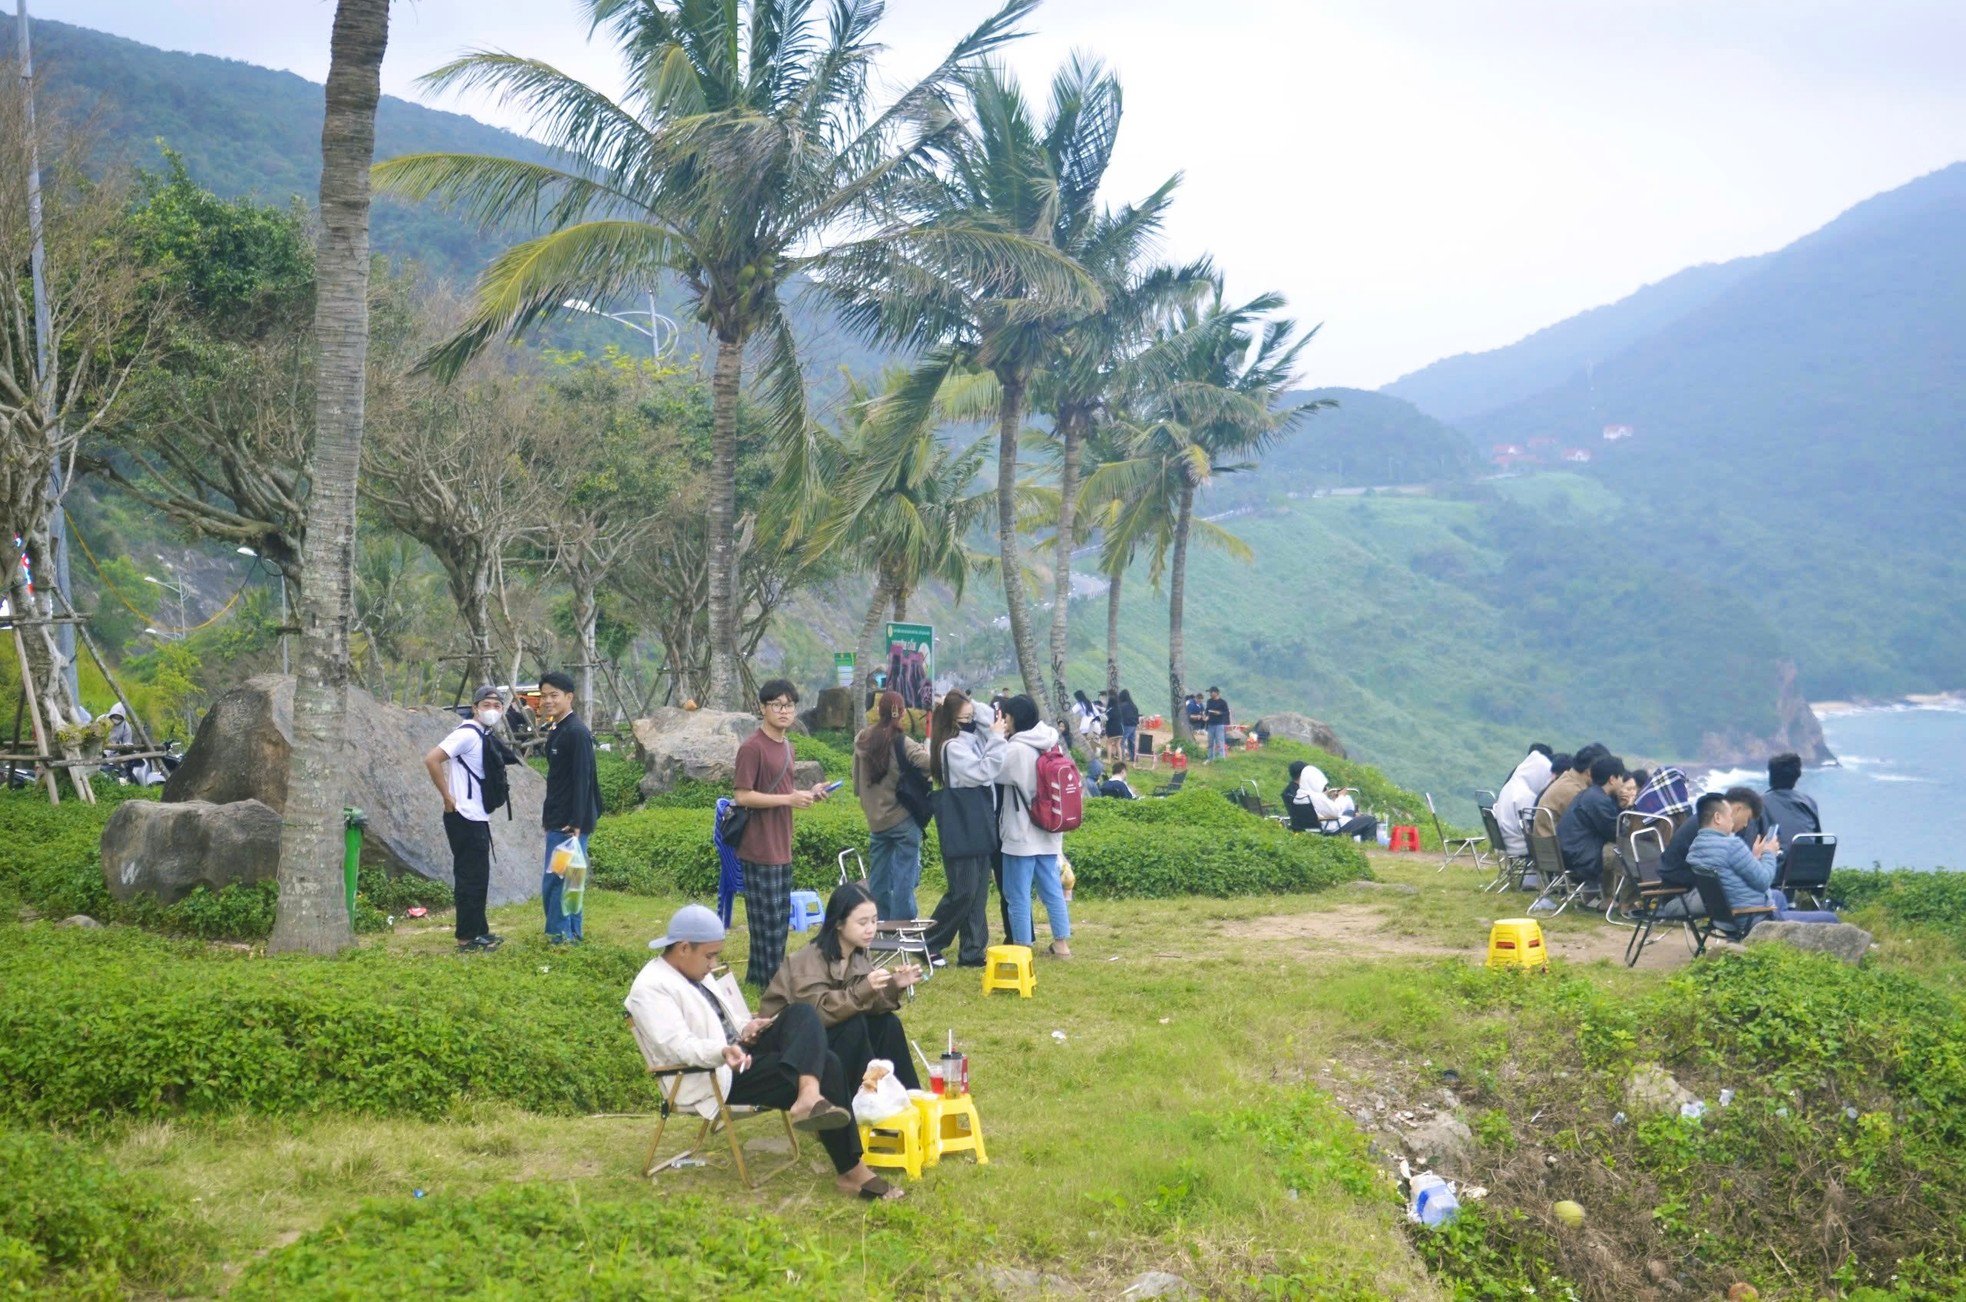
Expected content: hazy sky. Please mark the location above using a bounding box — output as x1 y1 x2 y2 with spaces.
51 0 1966 388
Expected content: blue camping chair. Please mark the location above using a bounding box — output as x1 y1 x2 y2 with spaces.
713 797 745 927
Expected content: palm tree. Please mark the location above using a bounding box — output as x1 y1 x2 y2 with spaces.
374 0 1075 708
806 371 992 705
858 59 1115 704
1091 290 1318 742
268 0 390 957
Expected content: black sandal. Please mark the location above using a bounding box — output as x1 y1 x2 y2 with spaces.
856 1175 905 1201
793 1100 852 1133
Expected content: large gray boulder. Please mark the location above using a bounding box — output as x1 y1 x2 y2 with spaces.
632 707 824 797
1253 712 1347 759
153 675 546 905
100 799 283 905
1745 920 1874 966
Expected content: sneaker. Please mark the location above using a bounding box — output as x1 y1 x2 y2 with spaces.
547 934 569 947
478 933 504 951
929 953 948 969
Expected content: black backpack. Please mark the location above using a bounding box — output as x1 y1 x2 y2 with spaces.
893 736 933 828
459 723 513 820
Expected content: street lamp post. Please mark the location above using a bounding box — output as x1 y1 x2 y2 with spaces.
143 573 188 637
561 292 679 360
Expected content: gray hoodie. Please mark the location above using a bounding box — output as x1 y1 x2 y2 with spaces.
939 727 1007 790
998 722 1065 857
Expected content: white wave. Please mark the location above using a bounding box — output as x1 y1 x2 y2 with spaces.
1872 773 1936 784
1698 767 1759 793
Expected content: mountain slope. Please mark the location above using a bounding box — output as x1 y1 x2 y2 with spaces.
1383 256 1768 424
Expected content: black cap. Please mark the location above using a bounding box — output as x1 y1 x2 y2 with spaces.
473 684 502 705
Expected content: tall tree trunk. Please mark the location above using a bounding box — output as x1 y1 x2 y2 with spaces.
705 336 744 710
1104 564 1123 702
851 579 888 707
268 0 388 957
437 551 495 689
571 572 599 712
891 589 907 621
1047 410 1080 729
994 372 1043 700
1167 478 1194 745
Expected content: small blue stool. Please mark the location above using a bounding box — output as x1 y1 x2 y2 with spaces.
789 890 824 932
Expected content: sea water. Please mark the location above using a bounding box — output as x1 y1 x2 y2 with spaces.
1702 700 1965 871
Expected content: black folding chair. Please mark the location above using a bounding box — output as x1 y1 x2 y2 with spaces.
1151 769 1188 798
1525 818 1587 916
1688 864 1777 957
1776 833 1837 910
1605 810 1675 927
1479 805 1529 893
1620 825 1696 967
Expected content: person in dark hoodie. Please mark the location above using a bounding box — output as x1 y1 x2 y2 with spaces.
538 670 602 945
1555 753 1631 902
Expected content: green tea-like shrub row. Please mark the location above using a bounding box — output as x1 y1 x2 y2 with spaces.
0 1126 205 1296
0 924 657 1127
1831 866 1966 950
231 1185 855 1299
587 787 1367 901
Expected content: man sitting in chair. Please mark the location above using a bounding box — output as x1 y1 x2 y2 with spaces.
1285 761 1379 841
1098 762 1138 800
1685 796 1841 929
625 904 905 1201
1760 752 1822 860
1555 754 1633 905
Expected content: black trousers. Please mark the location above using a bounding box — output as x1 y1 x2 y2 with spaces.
443 812 492 942
992 852 1012 942
827 1011 922 1093
724 1003 861 1174
924 853 992 965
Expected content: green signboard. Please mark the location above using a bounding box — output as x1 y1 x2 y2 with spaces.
883 622 934 710
833 651 855 688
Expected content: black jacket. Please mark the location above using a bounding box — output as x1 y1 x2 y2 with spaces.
1760 788 1821 856
1204 697 1230 726
542 712 603 834
1556 786 1619 880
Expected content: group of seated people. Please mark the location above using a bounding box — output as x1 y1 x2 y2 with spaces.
626 884 924 1202
1491 740 1832 931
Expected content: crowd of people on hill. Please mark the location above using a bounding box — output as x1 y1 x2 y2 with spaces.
1492 740 1834 932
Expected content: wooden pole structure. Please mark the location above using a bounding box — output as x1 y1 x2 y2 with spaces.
9 625 56 803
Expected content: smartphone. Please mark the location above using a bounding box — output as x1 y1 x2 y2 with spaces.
1765 823 1779 843
824 780 845 792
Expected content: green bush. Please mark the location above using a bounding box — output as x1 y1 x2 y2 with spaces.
1069 818 1368 898
1831 867 1966 949
0 923 658 1126
792 728 854 777
588 799 943 899
0 1126 204 1296
594 747 644 815
1080 787 1250 831
232 1185 854 1299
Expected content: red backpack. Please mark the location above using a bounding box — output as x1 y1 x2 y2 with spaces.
1028 743 1084 833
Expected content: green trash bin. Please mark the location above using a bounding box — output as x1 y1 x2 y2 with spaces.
343 806 367 921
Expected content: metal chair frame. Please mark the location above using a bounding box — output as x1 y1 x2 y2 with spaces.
1525 813 1588 915
1687 865 1777 957
1151 769 1188 798
628 1004 802 1189
1428 793 1488 872
836 848 933 985
1619 825 1696 967
1478 804 1530 893
1775 833 1837 910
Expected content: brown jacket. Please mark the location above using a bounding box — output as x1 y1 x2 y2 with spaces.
1535 769 1589 830
758 940 905 1029
851 728 931 834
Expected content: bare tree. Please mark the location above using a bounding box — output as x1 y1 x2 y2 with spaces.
0 81 151 767
268 0 390 957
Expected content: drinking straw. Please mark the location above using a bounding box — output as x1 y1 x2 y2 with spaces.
908 1039 936 1074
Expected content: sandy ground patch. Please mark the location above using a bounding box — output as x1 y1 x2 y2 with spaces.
1218 899 1697 971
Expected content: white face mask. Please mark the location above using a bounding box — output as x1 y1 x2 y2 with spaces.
475 708 502 729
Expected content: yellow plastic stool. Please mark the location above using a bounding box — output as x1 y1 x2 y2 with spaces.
981 944 1036 997
909 1091 943 1167
934 1092 989 1164
1486 918 1548 970
859 1111 925 1180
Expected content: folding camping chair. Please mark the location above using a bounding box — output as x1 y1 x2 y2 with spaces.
1428 793 1488 872
1776 833 1837 910
628 973 802 1189
1479 805 1530 893
836 848 934 985
1619 824 1696 967
1603 810 1674 928
1233 780 1288 824
1687 863 1777 957
1525 814 1589 915
1151 769 1188 798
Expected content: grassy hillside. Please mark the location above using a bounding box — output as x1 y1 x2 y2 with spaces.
1069 473 1789 817
1202 387 1478 512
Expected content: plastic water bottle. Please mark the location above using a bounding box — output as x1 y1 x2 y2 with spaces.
1376 821 1391 848
561 862 587 917
1411 1173 1459 1227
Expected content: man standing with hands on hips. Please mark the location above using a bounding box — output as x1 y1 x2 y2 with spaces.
734 678 834 988
538 671 601 945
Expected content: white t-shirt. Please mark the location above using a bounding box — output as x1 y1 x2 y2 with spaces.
439 724 491 822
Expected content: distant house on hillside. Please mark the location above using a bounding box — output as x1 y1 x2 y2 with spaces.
1526 436 1558 449
1602 424 1634 442
1491 443 1523 456
1562 448 1593 463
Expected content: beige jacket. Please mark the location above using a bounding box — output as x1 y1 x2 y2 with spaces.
1535 769 1589 830
625 956 752 1119
852 729 931 833
757 940 904 1029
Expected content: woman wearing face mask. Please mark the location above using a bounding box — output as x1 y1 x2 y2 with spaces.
921 690 1007 966
424 685 518 953
760 882 923 1091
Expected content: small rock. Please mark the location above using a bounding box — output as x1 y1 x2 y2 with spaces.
1624 1063 1697 1117
1645 1260 1673 1285
1121 1271 1193 1300
978 1266 1080 1298
1400 1114 1476 1177
1744 920 1873 966
57 914 102 928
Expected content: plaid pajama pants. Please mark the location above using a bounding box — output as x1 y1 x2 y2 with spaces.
740 860 793 989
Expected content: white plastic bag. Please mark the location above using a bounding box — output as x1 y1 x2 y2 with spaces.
851 1059 912 1125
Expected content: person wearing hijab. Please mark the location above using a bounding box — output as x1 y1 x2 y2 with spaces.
1493 748 1556 857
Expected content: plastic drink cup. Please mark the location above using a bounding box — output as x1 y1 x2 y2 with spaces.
941 1052 966 1097
928 1066 945 1095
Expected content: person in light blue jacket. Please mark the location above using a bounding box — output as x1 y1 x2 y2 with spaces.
1685 798 1839 930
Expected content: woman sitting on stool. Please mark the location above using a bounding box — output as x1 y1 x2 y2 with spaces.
761 882 924 1091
